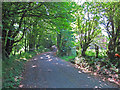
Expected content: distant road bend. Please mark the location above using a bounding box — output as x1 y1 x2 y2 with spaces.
20 52 118 88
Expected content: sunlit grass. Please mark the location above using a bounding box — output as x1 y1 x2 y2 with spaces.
86 49 107 57
61 55 76 62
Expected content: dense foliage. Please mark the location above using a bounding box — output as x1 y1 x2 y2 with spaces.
2 2 75 59
2 2 120 88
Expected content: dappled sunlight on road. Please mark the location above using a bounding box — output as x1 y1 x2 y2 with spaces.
95 86 100 88
100 84 103 87
20 52 118 88
19 84 24 88
33 58 38 61
56 63 58 65
47 69 52 72
55 58 59 61
94 83 109 88
32 65 37 68
46 55 51 59
47 59 53 62
87 76 91 79
44 54 47 55
78 71 82 73
40 57 43 59
67 65 70 67
19 84 39 88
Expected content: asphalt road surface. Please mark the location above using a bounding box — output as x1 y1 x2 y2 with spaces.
20 52 118 88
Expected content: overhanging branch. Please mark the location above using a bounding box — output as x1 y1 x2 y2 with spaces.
13 27 28 44
106 21 112 39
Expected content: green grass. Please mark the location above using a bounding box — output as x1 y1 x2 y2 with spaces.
2 51 37 88
20 51 37 59
3 58 25 88
60 49 107 62
60 55 76 62
85 49 107 58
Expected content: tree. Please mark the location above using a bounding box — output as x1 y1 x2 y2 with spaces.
2 2 75 59
75 2 101 56
2 2 44 58
97 2 120 60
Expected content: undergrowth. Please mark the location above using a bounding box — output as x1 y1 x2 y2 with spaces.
74 56 120 86
85 49 107 58
61 50 120 86
60 55 76 62
2 51 37 88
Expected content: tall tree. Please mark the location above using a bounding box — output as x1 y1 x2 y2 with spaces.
75 2 101 56
2 2 75 59
97 2 120 60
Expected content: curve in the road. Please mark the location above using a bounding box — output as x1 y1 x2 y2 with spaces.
20 52 118 88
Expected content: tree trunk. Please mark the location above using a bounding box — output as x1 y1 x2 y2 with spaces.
24 32 27 52
95 44 99 58
57 32 62 55
107 39 115 60
81 46 87 56
76 46 79 56
117 44 120 53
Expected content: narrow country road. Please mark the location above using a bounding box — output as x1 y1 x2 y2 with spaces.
20 52 118 88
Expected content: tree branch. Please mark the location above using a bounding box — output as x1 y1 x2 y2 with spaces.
9 3 44 16
106 21 112 39
13 27 28 44
12 10 27 39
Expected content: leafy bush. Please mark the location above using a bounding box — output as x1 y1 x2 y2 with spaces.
2 57 25 88
36 46 50 53
20 51 37 59
85 50 96 56
2 51 37 88
74 55 120 85
85 49 107 58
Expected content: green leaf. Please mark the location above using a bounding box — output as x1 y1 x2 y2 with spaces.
8 37 14 40
4 29 9 31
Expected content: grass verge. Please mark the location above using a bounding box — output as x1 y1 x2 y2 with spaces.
60 55 76 62
2 51 37 88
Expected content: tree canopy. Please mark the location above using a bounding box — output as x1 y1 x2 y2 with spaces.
2 2 76 59
2 2 120 88
2 2 120 60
